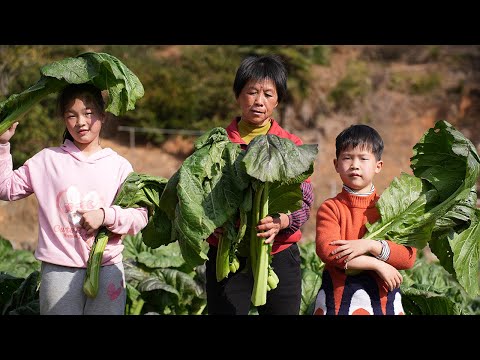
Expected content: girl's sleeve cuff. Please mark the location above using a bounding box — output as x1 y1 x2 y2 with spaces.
0 142 11 159
102 207 116 227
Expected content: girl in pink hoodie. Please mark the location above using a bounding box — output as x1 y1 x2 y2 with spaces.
0 84 148 314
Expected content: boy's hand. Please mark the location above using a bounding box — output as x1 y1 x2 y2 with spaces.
375 262 403 291
330 239 375 263
0 122 19 144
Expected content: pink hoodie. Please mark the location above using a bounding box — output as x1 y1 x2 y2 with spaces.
0 140 148 268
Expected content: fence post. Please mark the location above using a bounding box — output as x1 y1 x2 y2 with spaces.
129 128 135 149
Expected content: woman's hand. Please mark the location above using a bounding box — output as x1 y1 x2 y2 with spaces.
213 227 224 239
0 122 19 144
77 208 105 236
256 213 289 244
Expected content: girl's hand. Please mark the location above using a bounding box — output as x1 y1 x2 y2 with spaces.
330 239 374 262
375 262 403 291
0 122 19 144
77 208 105 236
256 213 288 244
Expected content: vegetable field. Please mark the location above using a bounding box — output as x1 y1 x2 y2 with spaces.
1 233 479 315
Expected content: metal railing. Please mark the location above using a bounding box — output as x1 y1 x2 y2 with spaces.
117 126 204 148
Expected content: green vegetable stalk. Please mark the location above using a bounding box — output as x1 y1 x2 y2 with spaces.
216 231 231 282
250 181 280 306
249 181 280 305
83 228 109 298
216 217 244 281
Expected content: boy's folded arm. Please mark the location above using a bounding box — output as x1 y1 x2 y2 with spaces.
384 241 417 269
344 255 383 272
315 203 348 269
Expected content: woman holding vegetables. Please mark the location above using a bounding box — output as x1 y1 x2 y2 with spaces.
0 83 148 315
205 54 314 315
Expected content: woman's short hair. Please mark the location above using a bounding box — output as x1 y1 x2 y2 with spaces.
233 54 287 103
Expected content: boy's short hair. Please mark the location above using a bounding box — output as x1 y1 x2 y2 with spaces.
335 124 384 160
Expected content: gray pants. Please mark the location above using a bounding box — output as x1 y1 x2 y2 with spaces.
40 261 126 315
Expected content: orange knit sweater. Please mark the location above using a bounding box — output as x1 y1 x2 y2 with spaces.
314 188 416 315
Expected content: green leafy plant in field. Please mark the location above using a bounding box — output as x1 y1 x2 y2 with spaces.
0 237 40 315
0 271 40 315
401 252 480 315
0 236 40 278
1 235 478 315
123 233 207 315
299 240 324 315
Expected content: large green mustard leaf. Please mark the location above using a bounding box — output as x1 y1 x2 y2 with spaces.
364 120 480 296
0 52 144 135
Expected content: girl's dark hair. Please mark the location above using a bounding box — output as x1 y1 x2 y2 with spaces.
233 54 287 103
57 83 105 143
335 124 384 160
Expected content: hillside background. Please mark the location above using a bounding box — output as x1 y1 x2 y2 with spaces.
0 45 479 251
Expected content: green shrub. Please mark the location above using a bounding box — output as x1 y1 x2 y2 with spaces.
328 60 371 110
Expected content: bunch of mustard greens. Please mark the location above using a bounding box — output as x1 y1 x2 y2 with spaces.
362 120 480 297
83 172 168 298
0 51 144 136
148 127 318 306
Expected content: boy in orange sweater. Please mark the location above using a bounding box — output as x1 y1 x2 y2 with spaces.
314 124 416 315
